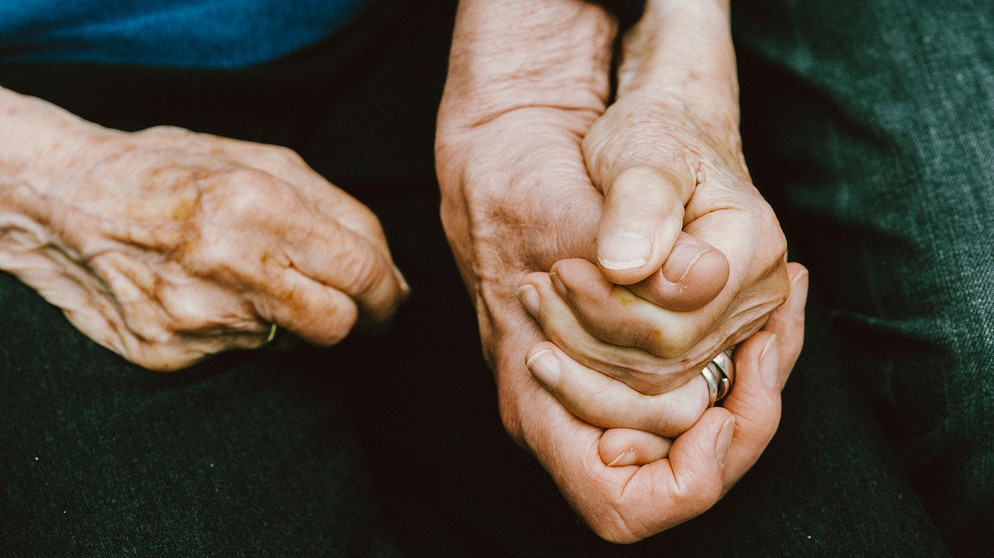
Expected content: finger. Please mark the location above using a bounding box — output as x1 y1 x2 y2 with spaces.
212 136 387 243
591 264 807 473
496 300 732 543
252 267 360 346
526 342 709 437
540 405 735 543
761 262 808 387
547 259 723 358
718 263 807 491
628 232 730 312
599 428 673 466
518 277 693 394
518 272 719 393
680 190 790 325
223 139 411 294
282 212 407 326
310 186 411 297
595 166 692 285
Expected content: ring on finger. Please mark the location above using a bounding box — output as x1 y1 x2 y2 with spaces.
258 323 279 348
701 349 735 407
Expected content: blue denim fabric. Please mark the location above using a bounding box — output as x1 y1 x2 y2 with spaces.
734 1 994 553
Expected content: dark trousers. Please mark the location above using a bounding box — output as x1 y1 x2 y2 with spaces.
1 0 985 555
735 1 994 555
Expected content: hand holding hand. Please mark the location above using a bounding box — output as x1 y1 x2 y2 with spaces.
437 0 803 542
519 21 790 395
526 264 807 470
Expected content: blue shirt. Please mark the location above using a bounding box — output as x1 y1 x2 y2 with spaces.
0 0 369 68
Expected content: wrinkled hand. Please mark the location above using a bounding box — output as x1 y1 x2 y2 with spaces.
437 0 797 542
512 0 790 397
519 89 789 398
525 264 807 470
539 264 805 541
1 123 407 370
437 98 804 542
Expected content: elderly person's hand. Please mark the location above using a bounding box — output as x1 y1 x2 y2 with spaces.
0 88 408 371
437 0 798 542
518 0 788 397
535 264 806 541
524 263 807 468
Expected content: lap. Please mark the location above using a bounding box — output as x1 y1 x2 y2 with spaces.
735 0 994 552
0 271 398 556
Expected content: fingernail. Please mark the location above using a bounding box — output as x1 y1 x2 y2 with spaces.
527 349 561 390
715 416 735 464
392 265 411 296
398 278 412 299
789 269 809 322
606 448 636 467
761 334 781 389
516 284 539 317
661 240 710 284
599 232 651 270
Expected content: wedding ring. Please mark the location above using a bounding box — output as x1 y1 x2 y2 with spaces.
259 323 279 348
701 348 735 407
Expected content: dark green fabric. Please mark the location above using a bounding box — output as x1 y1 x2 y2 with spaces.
735 1 994 555
1 274 397 556
0 0 982 556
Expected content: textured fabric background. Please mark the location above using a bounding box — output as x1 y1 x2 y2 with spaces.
735 1 994 554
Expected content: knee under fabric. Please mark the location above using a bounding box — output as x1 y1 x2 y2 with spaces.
734 0 994 553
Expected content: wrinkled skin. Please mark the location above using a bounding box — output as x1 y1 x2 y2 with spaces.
437 0 800 542
1 91 408 370
519 93 789 397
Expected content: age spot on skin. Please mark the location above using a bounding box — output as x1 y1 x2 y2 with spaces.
170 196 198 221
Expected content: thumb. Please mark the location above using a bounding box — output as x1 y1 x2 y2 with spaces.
596 166 694 285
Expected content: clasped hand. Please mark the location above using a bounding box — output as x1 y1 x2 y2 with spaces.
436 0 806 542
439 95 806 542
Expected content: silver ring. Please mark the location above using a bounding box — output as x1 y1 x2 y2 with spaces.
701 349 735 407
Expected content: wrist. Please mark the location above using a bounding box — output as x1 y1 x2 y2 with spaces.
0 88 111 267
0 87 109 196
439 0 616 132
616 0 738 131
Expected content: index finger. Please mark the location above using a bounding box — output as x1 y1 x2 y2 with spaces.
282 211 409 326
528 384 734 543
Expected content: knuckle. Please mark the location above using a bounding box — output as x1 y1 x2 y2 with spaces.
646 326 697 359
335 245 390 298
211 168 280 219
313 305 359 346
259 144 307 170
652 397 706 437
